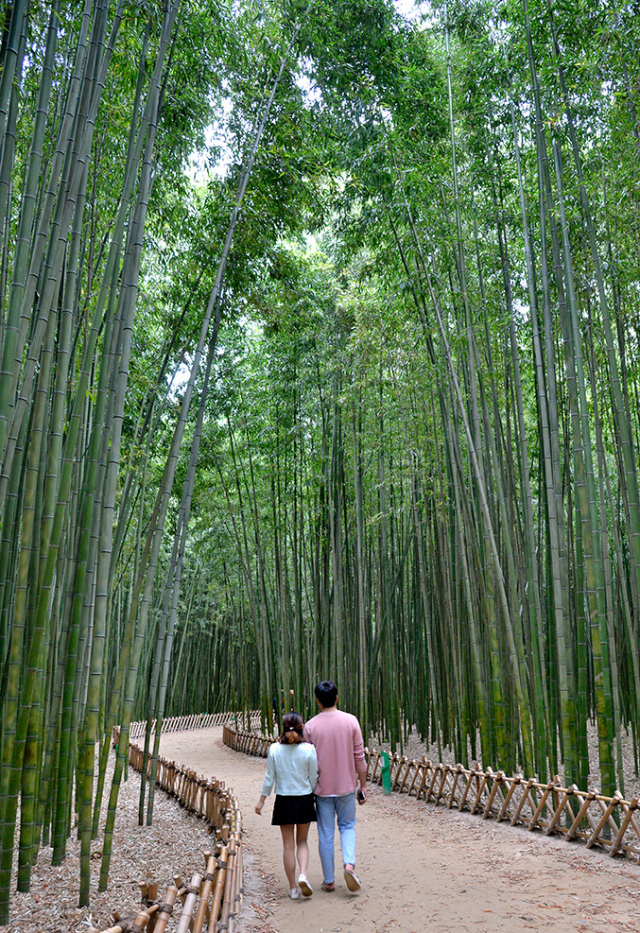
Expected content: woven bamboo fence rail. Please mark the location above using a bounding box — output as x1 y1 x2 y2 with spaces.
223 725 640 865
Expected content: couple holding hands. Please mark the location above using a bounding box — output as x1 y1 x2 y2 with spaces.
255 680 367 900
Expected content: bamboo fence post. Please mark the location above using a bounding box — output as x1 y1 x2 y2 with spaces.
395 756 408 792
207 846 228 933
566 790 597 840
143 883 158 933
483 771 505 820
408 762 423 798
152 884 179 933
228 839 243 933
193 852 218 933
414 761 431 801
218 837 237 932
509 778 536 826
447 765 464 809
458 764 481 811
434 766 450 805
175 871 202 933
369 751 381 782
586 794 622 849
471 773 490 815
424 764 440 803
497 776 521 822
610 799 639 857
596 794 626 838
545 787 575 835
174 875 186 912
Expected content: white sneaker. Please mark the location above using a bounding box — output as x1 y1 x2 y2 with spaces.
344 867 361 892
298 874 313 896
289 886 300 900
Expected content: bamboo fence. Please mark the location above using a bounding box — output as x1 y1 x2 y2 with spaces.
129 711 261 741
222 726 272 759
90 716 247 932
90 843 242 933
223 725 640 865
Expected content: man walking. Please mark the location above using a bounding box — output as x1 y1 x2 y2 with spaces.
304 680 367 892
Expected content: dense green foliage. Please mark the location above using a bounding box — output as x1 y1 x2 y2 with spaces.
1 0 640 919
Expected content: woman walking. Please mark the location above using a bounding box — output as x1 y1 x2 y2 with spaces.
255 712 318 899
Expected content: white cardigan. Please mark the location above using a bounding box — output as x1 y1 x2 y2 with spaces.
260 741 318 797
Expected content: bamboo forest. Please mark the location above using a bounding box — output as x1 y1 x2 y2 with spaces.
1 0 640 921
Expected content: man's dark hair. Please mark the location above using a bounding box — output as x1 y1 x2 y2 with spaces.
315 680 338 708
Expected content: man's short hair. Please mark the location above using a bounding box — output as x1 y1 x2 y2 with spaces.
315 680 338 707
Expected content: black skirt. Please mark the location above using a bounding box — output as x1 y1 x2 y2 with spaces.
271 793 317 826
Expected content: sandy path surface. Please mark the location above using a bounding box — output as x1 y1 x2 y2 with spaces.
159 728 640 933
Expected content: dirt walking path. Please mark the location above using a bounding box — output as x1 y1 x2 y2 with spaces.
159 728 640 933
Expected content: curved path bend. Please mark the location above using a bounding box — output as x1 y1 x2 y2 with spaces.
159 727 640 933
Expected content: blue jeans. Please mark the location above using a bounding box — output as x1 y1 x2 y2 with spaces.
315 793 357 884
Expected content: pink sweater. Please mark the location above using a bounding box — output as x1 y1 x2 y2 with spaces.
303 709 366 796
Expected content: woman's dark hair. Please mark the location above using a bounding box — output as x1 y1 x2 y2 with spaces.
314 680 338 708
279 712 304 744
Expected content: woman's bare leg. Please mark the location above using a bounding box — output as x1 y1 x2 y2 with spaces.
280 825 296 889
295 823 310 876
